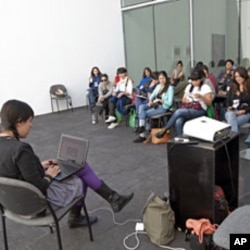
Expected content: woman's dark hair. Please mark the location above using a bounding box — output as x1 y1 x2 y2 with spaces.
203 65 209 73
177 60 183 66
117 67 127 74
225 59 234 66
151 71 159 80
189 67 205 92
195 61 204 70
142 67 152 78
90 66 102 77
0 100 34 139
231 66 250 94
101 73 109 80
158 70 170 94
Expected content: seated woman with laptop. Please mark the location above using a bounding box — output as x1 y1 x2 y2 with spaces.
0 100 134 228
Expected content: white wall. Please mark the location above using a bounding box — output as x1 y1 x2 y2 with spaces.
0 0 125 115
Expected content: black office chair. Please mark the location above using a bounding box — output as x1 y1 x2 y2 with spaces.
50 84 74 113
0 177 93 250
149 111 173 129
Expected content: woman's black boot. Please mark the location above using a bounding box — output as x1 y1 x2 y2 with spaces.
95 181 134 213
68 205 98 228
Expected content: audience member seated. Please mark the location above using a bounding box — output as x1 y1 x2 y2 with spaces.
225 67 250 139
113 68 120 87
136 67 152 90
248 67 250 78
97 74 113 120
134 71 159 129
0 100 134 228
155 67 213 138
87 66 102 113
170 60 185 86
216 59 234 97
105 67 133 129
203 64 218 94
133 71 174 143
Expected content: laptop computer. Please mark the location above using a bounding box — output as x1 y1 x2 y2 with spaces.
53 134 89 181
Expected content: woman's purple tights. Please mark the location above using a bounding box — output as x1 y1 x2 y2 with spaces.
76 162 102 198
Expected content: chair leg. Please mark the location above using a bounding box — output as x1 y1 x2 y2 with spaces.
82 202 94 242
0 209 9 250
56 99 60 114
65 99 69 110
51 98 54 113
54 220 63 250
69 98 73 112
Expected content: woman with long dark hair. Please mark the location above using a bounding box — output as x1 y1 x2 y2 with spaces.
225 66 250 133
88 66 102 115
156 67 213 138
0 100 133 227
133 71 174 143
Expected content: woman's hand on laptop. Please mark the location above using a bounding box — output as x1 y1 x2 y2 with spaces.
45 164 61 178
41 159 58 169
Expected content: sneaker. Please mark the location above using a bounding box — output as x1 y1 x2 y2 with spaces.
133 136 146 143
105 116 116 123
91 114 97 124
108 122 119 129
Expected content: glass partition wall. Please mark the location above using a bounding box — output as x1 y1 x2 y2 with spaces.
121 0 241 85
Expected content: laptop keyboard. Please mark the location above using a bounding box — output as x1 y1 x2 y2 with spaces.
58 161 79 174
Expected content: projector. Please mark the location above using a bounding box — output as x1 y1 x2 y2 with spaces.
183 116 231 142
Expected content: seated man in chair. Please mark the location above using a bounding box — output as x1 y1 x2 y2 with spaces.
105 67 133 129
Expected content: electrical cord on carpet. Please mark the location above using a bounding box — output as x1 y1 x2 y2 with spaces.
88 206 186 250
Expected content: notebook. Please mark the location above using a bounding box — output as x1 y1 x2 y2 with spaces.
53 134 89 181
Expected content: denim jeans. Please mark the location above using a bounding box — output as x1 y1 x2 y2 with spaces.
225 110 250 132
88 87 98 109
135 97 149 113
138 103 167 120
166 108 205 136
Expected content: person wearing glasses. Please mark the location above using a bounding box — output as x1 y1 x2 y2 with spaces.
97 74 113 120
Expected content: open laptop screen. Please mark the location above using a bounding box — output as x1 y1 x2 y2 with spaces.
57 134 89 165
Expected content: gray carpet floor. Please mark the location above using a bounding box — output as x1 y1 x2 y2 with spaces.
0 106 249 250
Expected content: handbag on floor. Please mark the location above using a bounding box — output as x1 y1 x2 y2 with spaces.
144 128 170 144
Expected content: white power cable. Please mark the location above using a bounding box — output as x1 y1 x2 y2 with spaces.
88 206 186 250
88 206 141 226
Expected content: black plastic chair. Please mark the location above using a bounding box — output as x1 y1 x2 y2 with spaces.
0 177 93 250
149 111 173 128
50 84 74 113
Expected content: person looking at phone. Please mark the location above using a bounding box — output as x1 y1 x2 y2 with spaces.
133 71 174 143
155 67 213 138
